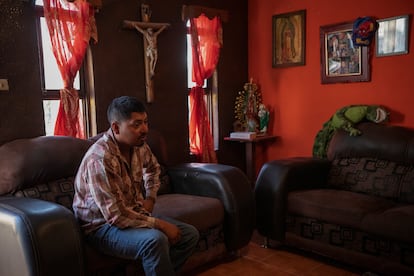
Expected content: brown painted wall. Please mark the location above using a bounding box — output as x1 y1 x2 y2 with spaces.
0 0 247 169
0 1 45 142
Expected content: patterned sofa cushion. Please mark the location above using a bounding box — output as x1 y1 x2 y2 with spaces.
327 157 414 204
13 177 75 210
399 167 414 203
13 170 171 210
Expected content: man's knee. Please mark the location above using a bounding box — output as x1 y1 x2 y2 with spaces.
148 231 169 248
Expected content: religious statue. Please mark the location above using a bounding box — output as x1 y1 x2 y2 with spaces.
234 79 262 132
258 104 270 134
133 25 168 78
244 82 259 132
122 4 170 103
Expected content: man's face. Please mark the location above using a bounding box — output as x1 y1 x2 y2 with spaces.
116 112 148 147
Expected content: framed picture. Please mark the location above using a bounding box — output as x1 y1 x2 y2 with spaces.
320 21 370 84
272 10 306 67
376 15 410 57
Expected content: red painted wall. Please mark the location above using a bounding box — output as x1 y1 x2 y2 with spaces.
248 0 414 167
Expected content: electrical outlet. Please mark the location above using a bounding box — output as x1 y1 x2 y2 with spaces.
0 79 9 91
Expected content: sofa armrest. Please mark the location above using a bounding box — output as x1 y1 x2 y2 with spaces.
167 163 254 251
254 157 331 241
0 196 85 276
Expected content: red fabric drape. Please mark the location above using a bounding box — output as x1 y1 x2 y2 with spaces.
43 0 97 138
189 14 222 163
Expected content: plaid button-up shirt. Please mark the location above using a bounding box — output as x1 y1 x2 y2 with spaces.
73 129 161 234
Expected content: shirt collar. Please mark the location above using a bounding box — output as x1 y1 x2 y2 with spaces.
105 128 141 170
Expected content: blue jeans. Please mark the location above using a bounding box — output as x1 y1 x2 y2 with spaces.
85 217 199 276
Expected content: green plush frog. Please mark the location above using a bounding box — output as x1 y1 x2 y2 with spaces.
312 105 389 158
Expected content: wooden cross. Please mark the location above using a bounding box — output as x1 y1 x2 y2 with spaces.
123 4 170 103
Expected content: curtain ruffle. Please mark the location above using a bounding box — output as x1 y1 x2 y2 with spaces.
188 14 221 163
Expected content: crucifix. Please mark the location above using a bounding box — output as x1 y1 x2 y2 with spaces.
123 4 170 103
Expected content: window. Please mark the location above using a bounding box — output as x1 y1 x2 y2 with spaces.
186 20 219 150
35 0 96 137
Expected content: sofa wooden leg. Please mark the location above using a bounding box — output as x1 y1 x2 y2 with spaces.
262 237 270 248
231 247 248 257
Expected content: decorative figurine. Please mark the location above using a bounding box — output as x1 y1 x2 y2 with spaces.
258 103 270 134
234 79 262 132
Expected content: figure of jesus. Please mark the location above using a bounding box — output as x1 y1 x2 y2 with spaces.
134 25 167 78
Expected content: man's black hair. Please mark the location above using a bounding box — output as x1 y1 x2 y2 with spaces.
107 96 146 124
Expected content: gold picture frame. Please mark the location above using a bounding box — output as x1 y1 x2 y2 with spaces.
272 10 306 67
376 15 410 57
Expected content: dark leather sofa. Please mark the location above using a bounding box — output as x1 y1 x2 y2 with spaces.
255 122 414 275
0 131 254 276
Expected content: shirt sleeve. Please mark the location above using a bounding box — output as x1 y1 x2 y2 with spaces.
87 157 156 229
140 144 161 200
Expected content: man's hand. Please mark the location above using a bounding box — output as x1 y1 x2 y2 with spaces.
155 218 181 245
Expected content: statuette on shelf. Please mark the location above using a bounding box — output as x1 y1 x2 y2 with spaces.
234 78 262 132
258 103 270 134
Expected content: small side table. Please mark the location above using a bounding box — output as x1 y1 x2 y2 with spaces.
224 135 277 185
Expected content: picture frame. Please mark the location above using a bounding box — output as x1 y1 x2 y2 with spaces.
272 10 306 67
376 15 410 57
320 21 370 84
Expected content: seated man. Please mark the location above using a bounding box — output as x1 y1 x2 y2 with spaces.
72 96 199 275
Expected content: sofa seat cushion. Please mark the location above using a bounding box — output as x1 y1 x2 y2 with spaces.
84 243 132 274
153 194 224 231
361 204 414 243
288 189 396 229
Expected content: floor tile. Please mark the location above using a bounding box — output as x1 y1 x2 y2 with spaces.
185 241 360 276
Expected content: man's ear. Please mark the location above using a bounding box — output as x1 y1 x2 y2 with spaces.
111 121 120 134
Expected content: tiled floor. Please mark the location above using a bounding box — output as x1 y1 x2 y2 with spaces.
185 236 364 276
193 242 361 276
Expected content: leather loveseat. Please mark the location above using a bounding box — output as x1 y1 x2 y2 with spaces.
255 122 414 275
0 131 254 276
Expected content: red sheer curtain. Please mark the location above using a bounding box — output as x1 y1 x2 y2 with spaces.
43 0 97 138
189 14 222 163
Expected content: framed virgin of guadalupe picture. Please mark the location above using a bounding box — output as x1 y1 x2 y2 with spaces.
272 10 306 67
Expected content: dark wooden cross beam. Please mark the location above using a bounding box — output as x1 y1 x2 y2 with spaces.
123 4 170 103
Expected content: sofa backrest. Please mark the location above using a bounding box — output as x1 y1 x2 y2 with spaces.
0 131 171 208
327 122 414 163
326 122 414 203
0 136 93 195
